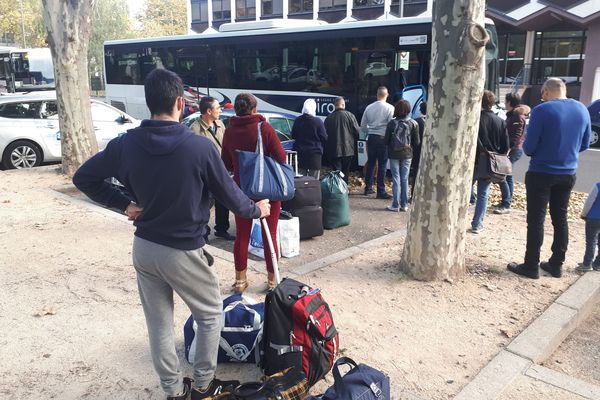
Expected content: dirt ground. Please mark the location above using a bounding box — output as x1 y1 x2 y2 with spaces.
0 166 589 400
544 299 600 388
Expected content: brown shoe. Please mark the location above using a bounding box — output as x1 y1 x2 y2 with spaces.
231 269 248 294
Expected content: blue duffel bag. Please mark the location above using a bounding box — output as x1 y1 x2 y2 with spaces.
184 294 264 364
306 357 390 400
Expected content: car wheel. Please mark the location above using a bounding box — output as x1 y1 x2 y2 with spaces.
2 140 43 169
591 126 599 148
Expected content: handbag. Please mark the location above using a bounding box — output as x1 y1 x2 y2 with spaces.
231 367 309 400
305 357 390 400
486 151 512 183
238 123 295 201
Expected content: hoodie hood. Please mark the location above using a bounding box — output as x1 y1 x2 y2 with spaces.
228 113 266 127
513 105 531 117
127 119 193 155
302 99 317 116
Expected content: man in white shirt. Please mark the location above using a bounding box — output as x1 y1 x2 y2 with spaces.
361 86 395 198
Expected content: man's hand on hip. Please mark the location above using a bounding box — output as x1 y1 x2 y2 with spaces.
125 202 143 221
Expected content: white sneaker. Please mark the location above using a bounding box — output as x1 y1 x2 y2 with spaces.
386 205 400 212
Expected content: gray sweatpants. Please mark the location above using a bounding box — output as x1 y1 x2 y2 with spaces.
132 236 222 396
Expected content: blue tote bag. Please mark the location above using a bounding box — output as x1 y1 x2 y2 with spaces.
238 122 295 201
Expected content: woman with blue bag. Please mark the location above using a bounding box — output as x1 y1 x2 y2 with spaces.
222 93 288 293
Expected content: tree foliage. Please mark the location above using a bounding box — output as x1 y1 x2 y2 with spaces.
88 0 133 76
136 0 187 38
0 0 47 48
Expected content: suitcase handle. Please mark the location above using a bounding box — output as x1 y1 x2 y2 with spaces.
261 217 281 285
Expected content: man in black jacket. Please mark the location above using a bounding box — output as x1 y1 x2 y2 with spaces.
470 90 509 234
324 97 360 183
73 69 270 400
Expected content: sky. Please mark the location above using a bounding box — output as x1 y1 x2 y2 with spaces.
126 0 143 18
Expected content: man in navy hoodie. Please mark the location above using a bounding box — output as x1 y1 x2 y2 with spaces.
73 69 271 400
508 78 590 279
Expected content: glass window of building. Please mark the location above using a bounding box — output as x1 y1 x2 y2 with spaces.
531 30 586 85
290 0 313 13
354 0 384 8
497 33 526 84
320 0 345 10
237 0 256 17
213 0 231 20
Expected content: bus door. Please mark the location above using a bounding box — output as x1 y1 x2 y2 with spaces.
0 52 12 93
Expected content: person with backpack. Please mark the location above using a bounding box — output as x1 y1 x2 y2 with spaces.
469 90 509 234
576 181 600 272
384 99 420 212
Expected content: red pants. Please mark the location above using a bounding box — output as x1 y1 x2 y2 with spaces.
234 201 280 273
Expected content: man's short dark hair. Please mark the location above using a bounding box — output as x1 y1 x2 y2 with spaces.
481 90 496 110
200 96 218 114
505 92 521 108
394 100 412 119
234 93 257 116
144 69 183 116
419 101 427 115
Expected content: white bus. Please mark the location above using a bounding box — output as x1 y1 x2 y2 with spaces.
103 17 499 121
0 47 54 93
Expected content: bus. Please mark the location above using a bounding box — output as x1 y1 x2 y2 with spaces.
0 47 54 93
103 17 499 121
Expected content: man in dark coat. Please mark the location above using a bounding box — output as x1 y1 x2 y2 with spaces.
324 97 360 183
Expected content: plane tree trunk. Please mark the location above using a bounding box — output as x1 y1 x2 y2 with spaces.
400 0 489 281
42 0 97 177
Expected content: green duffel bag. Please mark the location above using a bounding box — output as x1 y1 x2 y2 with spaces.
321 171 350 229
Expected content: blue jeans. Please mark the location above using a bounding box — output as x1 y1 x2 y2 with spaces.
390 158 412 209
583 218 600 266
472 178 492 230
365 135 389 195
498 149 524 208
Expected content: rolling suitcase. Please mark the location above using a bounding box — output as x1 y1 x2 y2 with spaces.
293 205 324 239
282 175 321 212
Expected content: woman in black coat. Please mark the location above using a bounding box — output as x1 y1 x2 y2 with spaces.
291 98 328 179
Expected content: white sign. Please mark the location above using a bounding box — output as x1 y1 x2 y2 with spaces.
399 35 428 46
399 52 410 70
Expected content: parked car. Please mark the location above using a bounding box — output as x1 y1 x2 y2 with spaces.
182 108 296 150
0 93 139 169
588 99 600 147
363 62 391 78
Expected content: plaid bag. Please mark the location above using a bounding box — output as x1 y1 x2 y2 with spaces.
231 367 309 400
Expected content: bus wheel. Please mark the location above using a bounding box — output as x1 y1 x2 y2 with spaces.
2 140 43 169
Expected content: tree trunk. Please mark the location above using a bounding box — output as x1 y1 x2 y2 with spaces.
42 0 97 177
400 0 489 281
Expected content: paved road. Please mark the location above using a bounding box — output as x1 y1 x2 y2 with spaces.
512 148 600 192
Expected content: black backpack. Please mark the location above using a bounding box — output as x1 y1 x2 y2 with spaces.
391 119 413 151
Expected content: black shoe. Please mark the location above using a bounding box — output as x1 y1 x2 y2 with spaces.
191 378 240 400
540 261 562 278
214 231 236 241
507 262 539 279
364 189 374 196
167 377 192 400
376 192 392 199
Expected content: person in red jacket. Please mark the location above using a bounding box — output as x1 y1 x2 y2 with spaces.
221 93 287 292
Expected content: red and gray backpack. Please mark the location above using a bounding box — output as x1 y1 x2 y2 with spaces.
261 278 339 387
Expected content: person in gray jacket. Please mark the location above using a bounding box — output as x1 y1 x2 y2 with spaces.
361 86 395 198
324 97 360 183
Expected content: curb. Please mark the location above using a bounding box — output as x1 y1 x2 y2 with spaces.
455 272 600 399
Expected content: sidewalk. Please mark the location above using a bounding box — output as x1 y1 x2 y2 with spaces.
0 165 594 400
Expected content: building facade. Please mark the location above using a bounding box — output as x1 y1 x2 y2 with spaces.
189 0 600 104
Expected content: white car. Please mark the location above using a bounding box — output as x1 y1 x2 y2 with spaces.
0 93 139 169
363 62 391 78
